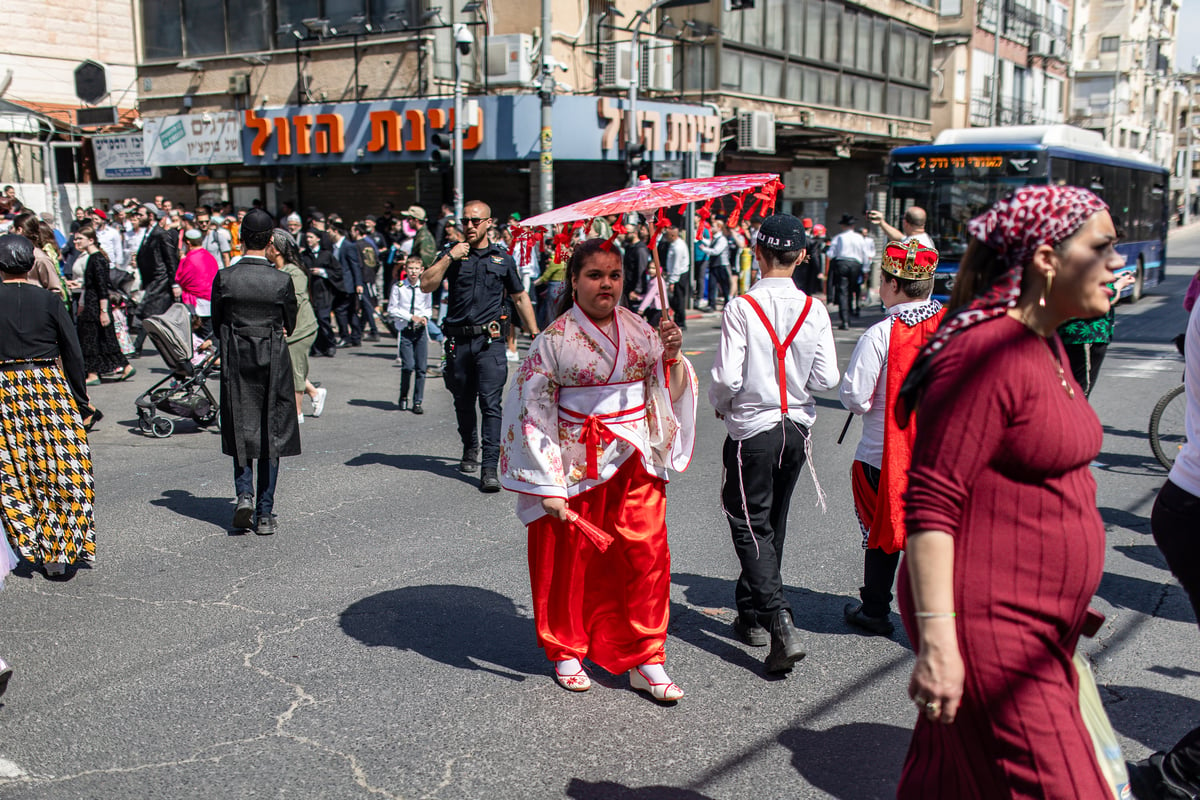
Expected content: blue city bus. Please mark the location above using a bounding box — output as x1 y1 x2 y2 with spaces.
884 125 1169 301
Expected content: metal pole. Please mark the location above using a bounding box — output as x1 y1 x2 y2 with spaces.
453 43 464 220
1186 91 1195 224
990 0 1001 125
1110 69 1119 146
538 0 554 213
628 19 641 187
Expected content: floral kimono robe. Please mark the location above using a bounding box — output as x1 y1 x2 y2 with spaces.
500 305 697 672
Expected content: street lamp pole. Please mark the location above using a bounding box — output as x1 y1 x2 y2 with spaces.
628 0 672 187
453 25 467 220
538 0 554 213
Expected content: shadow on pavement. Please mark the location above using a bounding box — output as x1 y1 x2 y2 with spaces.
565 779 715 800
1092 452 1170 478
1115 544 1170 571
347 398 400 412
1099 506 1153 533
338 584 543 680
150 489 232 529
344 451 476 486
1097 572 1195 624
1104 684 1200 750
778 722 910 799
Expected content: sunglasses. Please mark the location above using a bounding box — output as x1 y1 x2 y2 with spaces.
462 217 489 227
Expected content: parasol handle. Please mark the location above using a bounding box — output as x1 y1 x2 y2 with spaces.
650 223 672 323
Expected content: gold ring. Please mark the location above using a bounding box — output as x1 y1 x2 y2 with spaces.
926 701 941 712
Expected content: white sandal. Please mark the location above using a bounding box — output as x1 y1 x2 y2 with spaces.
554 661 591 692
630 666 683 702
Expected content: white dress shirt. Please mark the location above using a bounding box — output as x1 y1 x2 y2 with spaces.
838 299 932 468
666 237 690 283
96 225 123 270
389 279 433 326
700 231 730 267
1170 297 1200 497
828 229 868 265
709 278 840 440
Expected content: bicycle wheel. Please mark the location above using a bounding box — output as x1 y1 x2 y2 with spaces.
1149 384 1187 470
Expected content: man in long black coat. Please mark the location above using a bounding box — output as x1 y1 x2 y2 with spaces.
210 209 299 535
133 205 179 353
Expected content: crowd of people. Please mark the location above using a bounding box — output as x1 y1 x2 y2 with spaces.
0 181 1196 799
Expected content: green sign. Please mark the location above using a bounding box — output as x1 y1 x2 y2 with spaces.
159 120 186 149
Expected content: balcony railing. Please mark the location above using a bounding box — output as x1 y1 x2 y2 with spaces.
970 96 1061 127
976 0 1069 54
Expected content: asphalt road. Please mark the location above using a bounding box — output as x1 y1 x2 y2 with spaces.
0 227 1197 799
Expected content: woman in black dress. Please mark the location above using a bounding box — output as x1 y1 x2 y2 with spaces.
73 227 133 384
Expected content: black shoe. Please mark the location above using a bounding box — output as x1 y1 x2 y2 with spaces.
365 332 380 342
0 657 11 698
333 338 348 348
412 403 424 415
732 615 769 647
480 467 501 493
347 340 362 348
459 446 480 473
764 610 806 673
838 322 849 330
398 397 408 411
232 494 255 530
255 514 278 536
1128 753 1196 799
844 602 895 636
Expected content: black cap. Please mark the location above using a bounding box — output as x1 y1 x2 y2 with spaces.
0 233 34 274
839 213 856 226
757 214 807 251
241 208 274 236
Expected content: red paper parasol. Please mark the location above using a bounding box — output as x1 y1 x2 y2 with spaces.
519 173 781 229
514 173 783 321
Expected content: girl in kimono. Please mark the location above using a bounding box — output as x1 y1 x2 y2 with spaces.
500 237 697 702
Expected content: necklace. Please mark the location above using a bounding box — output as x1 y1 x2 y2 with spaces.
1038 335 1075 399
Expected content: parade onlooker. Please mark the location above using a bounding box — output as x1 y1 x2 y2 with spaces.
622 225 651 309
665 225 690 330
134 205 179 354
284 213 303 245
0 234 95 577
633 259 665 329
175 228 219 338
838 240 944 636
198 209 232 268
826 214 867 329
867 206 935 250
1129 277 1200 798
13 213 62 295
709 214 839 674
90 209 124 269
330 224 363 347
351 223 381 342
698 216 732 311
895 185 1123 797
388 255 432 414
1057 272 1137 398
533 240 566 331
210 210 299 536
269 229 325 424
420 200 538 492
73 227 133 385
301 229 340 358
500 237 697 699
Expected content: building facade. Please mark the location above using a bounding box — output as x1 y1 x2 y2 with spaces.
929 0 1072 136
1070 0 1179 167
130 0 938 227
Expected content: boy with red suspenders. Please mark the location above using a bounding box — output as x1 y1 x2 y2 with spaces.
709 214 840 675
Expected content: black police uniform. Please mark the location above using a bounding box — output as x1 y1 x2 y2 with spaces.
440 242 524 470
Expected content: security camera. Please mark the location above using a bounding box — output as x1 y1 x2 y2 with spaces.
454 23 473 55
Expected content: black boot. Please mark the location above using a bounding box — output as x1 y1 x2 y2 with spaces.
459 445 480 473
763 610 806 673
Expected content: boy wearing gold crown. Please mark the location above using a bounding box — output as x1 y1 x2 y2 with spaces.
838 239 945 635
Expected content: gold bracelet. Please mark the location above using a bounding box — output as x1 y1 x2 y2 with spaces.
914 611 956 619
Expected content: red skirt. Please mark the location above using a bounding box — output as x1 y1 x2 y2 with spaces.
527 456 669 674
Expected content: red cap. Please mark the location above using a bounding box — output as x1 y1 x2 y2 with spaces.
812 224 826 237
801 218 813 228
89 208 107 221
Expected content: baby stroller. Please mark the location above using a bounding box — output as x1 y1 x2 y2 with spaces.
134 303 219 438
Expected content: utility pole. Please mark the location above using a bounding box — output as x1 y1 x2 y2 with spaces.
453 36 465 220
538 0 554 213
989 0 1001 125
628 0 671 187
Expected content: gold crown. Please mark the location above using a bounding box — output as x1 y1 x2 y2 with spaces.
881 240 939 280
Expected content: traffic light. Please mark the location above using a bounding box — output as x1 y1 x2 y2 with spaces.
625 142 647 176
430 133 453 172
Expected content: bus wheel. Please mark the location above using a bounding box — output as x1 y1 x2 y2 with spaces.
1131 258 1145 303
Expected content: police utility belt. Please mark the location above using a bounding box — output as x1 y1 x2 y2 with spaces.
443 320 506 341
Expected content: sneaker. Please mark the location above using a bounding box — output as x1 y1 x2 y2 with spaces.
506 349 519 363
311 387 327 418
0 657 11 698
297 413 305 425
233 494 255 530
255 514 278 536
412 403 424 415
398 397 409 411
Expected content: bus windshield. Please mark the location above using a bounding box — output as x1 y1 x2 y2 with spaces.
889 177 1041 260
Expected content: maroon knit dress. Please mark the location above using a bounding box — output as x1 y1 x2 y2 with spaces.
897 315 1111 799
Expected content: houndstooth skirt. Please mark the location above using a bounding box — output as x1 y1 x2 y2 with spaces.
0 363 95 566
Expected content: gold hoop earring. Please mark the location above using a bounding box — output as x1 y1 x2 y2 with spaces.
1040 271 1054 308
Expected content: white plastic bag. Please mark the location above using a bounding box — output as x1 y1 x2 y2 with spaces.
0 534 17 590
1075 652 1132 800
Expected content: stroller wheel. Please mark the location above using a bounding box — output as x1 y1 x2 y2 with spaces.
196 407 218 427
138 415 155 434
150 418 174 438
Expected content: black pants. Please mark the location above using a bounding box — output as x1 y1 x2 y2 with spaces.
1063 341 1108 398
721 419 808 623
829 259 860 327
670 280 688 330
445 334 507 469
1146 479 1200 793
332 288 361 345
854 463 902 618
310 281 337 356
706 260 730 307
233 458 279 517
358 287 378 336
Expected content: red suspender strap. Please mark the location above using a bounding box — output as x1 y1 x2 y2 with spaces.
742 294 813 415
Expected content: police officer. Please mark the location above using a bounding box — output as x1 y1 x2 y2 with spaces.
420 200 539 492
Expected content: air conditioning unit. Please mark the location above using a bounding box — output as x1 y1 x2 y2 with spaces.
227 73 250 95
1084 59 1101 70
643 41 675 92
600 42 634 89
486 34 533 87
1029 31 1052 57
737 110 776 153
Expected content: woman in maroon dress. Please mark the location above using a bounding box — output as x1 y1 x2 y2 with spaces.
894 185 1125 798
